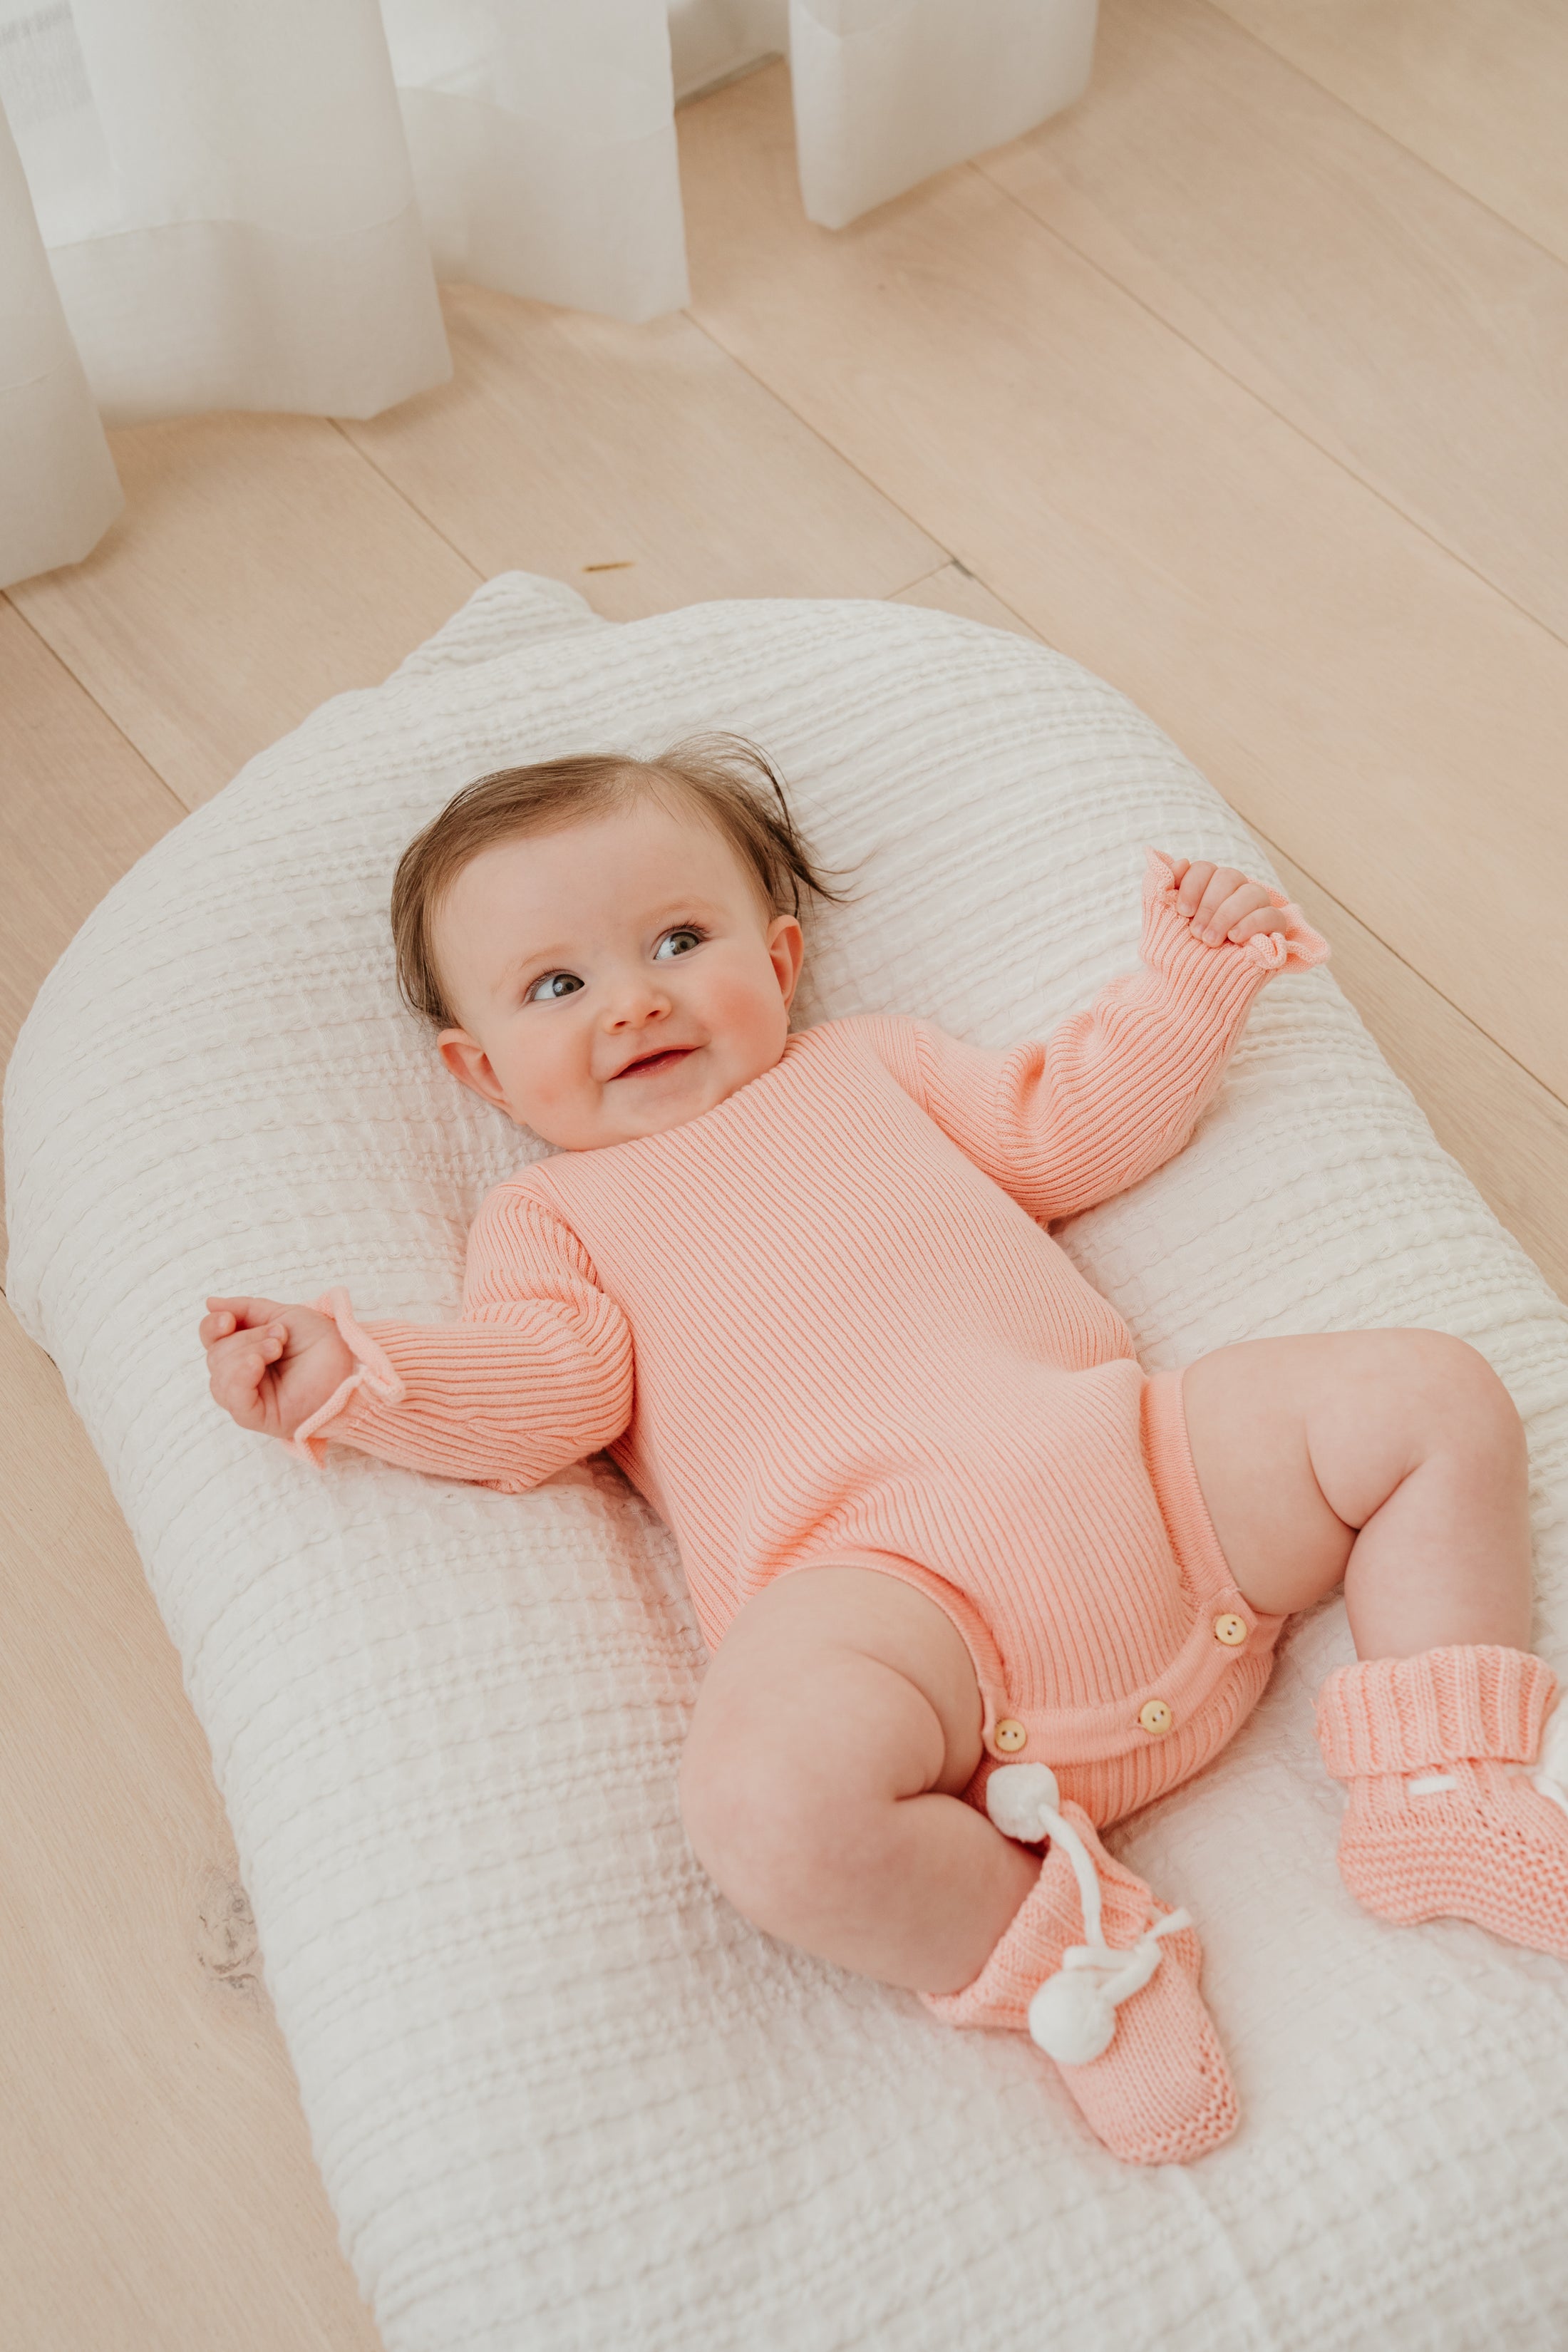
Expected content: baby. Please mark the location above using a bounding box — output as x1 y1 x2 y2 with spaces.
201 736 1568 2167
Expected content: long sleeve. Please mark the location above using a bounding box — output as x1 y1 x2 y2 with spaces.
292 1179 634 1492
866 847 1328 1224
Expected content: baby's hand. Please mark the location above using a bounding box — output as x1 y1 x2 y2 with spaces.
200 1296 354 1442
1162 856 1289 948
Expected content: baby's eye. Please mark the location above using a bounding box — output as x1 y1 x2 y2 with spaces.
654 926 705 960
526 970 584 1003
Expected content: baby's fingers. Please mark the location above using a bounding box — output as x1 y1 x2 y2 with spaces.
1202 882 1280 942
1187 867 1249 938
1175 860 1217 919
207 1323 285 1430
1226 903 1289 943
205 1293 289 1331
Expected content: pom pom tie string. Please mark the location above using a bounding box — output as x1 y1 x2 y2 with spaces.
986 1763 1191 2067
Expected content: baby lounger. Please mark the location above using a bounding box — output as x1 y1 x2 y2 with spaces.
8 573 1568 2351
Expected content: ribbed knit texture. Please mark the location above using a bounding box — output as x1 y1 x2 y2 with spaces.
314 853 1324 1821
1316 1644 1552 1778
1316 1646 1568 1957
922 1799 1238 2165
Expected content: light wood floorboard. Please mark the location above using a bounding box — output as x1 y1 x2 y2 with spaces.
0 1302 381 2352
1 9 1565 2347
680 63 1568 1103
981 0 1568 644
8 413 481 810
888 560 1046 640
1262 845 1568 1301
0 602 184 1085
1209 0 1568 264
341 284 942 617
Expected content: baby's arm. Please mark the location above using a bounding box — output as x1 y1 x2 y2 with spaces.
200 1181 632 1492
875 846 1328 1222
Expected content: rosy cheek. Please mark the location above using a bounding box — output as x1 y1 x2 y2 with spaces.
698 964 788 1061
500 1026 574 1120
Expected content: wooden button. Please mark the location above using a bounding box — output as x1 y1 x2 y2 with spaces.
1213 1613 1249 1648
994 1718 1028 1753
1138 1698 1174 1736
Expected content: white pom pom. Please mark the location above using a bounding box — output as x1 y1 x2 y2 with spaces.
985 1762 1061 1842
1028 1969 1117 2066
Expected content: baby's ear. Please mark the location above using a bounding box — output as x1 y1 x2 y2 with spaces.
438 1028 511 1112
768 914 805 1008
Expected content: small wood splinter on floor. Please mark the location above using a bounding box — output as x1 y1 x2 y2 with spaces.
582 559 635 572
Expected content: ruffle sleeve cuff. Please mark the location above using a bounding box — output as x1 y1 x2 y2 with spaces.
291 1286 408 1465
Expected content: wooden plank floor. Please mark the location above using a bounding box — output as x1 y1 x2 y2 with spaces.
2 3 1565 2342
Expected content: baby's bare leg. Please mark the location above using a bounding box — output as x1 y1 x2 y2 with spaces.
679 1566 1038 1996
1181 1331 1532 1656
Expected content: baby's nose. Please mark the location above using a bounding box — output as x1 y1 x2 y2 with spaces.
606 980 670 1026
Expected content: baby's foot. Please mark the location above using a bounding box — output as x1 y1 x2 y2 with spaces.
1336 1757 1568 1957
923 1765 1237 2166
1317 1644 1568 1959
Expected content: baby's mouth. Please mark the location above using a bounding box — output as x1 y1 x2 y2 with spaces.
611 1046 695 1081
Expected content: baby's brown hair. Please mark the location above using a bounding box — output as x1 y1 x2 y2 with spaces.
391 733 847 1027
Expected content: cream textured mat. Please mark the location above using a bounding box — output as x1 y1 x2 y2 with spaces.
8 573 1568 2350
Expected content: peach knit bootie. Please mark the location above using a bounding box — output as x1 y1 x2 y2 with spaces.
922 1763 1238 2165
1316 1644 1568 1957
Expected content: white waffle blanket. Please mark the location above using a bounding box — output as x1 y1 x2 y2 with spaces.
9 574 1568 2351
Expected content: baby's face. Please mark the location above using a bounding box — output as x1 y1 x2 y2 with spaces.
430 792 805 1150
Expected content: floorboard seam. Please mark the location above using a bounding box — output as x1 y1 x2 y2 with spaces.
969 158 1568 659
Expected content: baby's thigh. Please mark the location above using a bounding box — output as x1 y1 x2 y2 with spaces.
679 1567 985 1879
1181 1333 1378 1615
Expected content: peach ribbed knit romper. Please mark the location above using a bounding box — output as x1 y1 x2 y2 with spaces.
303 855 1329 1830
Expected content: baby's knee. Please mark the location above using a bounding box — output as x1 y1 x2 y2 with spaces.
1396 1331 1525 1466
679 1739 872 1938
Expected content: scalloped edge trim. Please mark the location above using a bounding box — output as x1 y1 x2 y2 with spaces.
291 1286 407 1465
